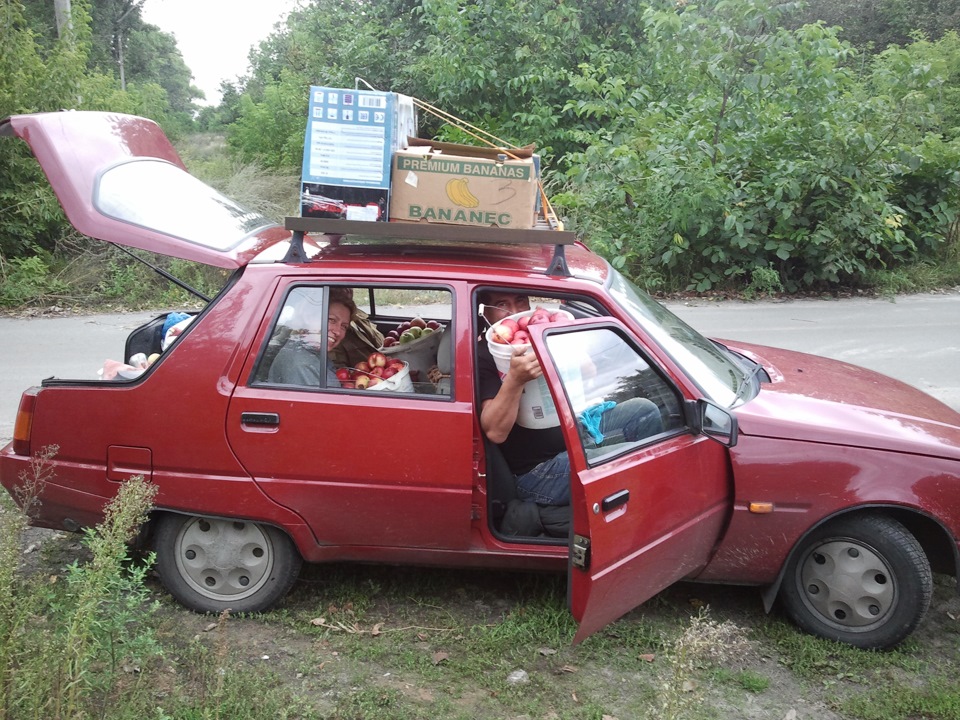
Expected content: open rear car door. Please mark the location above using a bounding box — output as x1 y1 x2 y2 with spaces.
527 319 734 642
0 111 289 268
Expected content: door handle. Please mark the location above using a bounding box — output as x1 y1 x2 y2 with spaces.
241 412 280 427
601 489 630 512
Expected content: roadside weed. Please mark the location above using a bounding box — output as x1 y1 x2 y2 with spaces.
0 452 164 719
656 609 754 720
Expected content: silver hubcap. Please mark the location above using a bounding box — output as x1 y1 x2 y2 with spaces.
174 517 274 601
798 538 896 631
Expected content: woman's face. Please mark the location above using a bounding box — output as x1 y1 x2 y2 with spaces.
297 300 351 351
326 302 351 350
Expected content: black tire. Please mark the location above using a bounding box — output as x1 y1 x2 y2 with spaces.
154 514 302 614
780 514 932 649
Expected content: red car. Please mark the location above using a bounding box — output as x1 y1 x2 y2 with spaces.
3 112 960 649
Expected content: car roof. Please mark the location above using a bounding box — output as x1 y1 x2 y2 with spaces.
268 217 608 286
291 238 610 287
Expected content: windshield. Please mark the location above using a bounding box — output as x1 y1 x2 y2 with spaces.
607 271 746 407
95 159 272 249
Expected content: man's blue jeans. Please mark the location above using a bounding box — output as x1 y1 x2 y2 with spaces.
514 398 662 506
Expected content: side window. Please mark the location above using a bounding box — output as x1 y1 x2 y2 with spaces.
253 285 453 397
252 286 328 387
544 327 686 464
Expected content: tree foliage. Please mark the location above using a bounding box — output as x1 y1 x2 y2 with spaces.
3 0 959 296
219 0 959 292
0 0 198 260
559 0 960 290
790 0 960 50
0 0 93 259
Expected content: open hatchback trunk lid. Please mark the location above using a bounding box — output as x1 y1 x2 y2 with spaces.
0 111 291 269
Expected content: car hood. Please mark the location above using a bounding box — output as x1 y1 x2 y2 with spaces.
725 341 960 460
0 111 291 269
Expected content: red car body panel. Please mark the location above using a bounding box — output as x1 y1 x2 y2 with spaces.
698 342 960 584
731 342 960 453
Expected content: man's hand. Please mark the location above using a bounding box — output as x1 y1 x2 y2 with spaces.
506 347 541 384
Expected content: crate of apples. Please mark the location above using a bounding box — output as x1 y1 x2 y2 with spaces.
335 352 410 390
487 307 574 348
381 316 444 348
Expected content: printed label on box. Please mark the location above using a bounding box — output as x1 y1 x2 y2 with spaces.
389 151 537 229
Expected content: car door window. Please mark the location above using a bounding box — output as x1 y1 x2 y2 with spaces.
252 284 453 397
544 327 686 465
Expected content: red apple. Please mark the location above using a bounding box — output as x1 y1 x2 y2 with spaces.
369 366 384 377
512 330 530 345
491 324 514 343
368 376 382 387
340 380 356 389
387 359 405 371
335 367 353 382
387 330 400 339
426 320 441 330
355 361 371 373
397 321 412 333
382 336 397 348
355 375 370 389
382 366 398 379
410 317 427 329
367 351 387 368
517 315 531 331
528 308 552 325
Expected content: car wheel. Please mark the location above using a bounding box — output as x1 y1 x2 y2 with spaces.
780 515 932 649
154 514 302 614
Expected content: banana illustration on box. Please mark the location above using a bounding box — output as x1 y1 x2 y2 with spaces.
445 177 480 208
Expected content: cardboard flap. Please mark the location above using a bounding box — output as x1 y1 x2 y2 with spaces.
406 138 536 161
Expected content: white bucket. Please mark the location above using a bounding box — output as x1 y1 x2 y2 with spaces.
485 308 574 429
366 361 414 392
382 329 443 383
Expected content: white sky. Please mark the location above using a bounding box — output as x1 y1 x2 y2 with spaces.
140 0 299 105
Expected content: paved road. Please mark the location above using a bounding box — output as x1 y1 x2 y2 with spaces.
1 292 958 442
0 311 158 443
668 291 960 411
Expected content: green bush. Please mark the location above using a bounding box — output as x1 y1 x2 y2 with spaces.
0 253 68 307
0 449 161 718
560 0 960 292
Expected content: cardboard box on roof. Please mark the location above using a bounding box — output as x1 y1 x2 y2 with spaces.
301 86 417 221
389 139 538 229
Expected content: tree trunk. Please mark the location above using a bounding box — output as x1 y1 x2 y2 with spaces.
53 0 72 38
118 31 126 90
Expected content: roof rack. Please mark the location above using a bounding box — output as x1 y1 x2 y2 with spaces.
282 218 576 276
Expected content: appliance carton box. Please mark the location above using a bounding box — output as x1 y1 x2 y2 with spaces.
388 141 538 229
301 86 416 221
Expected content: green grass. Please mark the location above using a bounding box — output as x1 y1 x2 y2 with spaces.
837 679 960 720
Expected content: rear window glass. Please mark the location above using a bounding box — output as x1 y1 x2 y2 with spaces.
95 159 271 249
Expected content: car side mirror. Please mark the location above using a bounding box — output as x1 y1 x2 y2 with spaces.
687 399 738 448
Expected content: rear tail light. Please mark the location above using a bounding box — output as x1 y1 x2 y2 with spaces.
12 390 37 457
